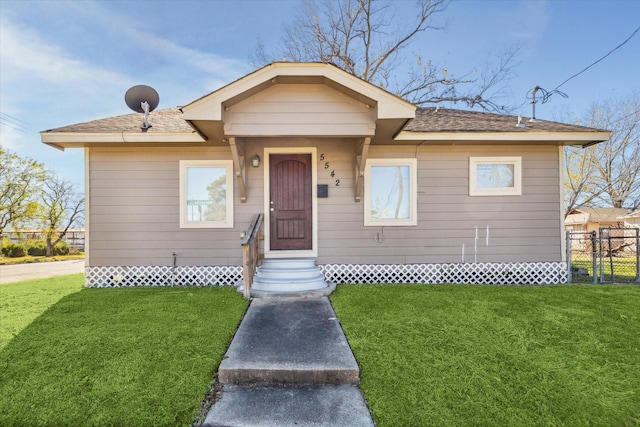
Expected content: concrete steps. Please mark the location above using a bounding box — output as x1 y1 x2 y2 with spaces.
251 258 331 293
202 298 374 427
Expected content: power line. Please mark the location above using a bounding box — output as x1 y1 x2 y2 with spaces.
552 25 640 94
519 25 640 109
0 112 39 134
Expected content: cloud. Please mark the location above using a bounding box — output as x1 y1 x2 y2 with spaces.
0 18 130 93
0 124 26 152
50 1 250 93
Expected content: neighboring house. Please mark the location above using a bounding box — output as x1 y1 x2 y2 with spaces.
41 62 610 288
565 207 630 234
618 210 640 228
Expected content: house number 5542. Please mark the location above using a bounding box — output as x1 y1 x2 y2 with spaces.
320 154 340 186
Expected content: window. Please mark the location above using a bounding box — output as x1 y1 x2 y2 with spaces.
364 158 417 226
180 160 233 228
469 157 521 196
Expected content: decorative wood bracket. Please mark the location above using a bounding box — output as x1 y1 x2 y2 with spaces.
354 137 371 202
228 137 247 203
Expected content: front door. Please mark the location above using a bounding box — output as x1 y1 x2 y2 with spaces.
269 154 313 251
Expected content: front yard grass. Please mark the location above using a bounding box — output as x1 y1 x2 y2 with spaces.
4 279 639 426
0 274 84 349
0 277 247 427
571 256 639 283
332 284 640 427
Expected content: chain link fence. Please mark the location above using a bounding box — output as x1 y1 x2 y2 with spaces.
567 227 640 283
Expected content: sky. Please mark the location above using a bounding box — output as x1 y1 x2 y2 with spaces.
1 0 639 190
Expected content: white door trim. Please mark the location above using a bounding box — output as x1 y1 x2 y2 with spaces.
263 147 318 258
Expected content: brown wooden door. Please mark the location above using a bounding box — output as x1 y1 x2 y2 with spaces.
269 154 313 250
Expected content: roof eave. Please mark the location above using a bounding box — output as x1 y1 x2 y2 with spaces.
40 131 206 148
395 130 611 145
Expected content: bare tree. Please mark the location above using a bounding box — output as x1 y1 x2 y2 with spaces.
563 92 640 213
0 147 45 240
254 0 517 111
36 174 84 256
589 92 640 209
564 144 602 216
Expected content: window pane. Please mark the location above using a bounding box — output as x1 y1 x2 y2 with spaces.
186 167 227 222
476 163 514 188
370 165 411 219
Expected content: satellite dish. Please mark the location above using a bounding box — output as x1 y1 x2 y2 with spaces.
125 85 159 129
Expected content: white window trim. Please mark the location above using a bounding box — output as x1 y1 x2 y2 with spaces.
469 156 522 196
364 158 417 227
179 160 234 228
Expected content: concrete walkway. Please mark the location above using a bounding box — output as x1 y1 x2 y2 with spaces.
203 297 374 427
0 260 85 285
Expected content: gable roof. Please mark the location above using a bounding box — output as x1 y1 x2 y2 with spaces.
181 62 416 121
40 63 610 149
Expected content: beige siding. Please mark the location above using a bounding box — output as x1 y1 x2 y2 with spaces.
87 142 563 267
315 144 562 264
224 84 376 136
87 147 263 267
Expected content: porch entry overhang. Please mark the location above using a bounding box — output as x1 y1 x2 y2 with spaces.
180 63 415 208
181 62 416 143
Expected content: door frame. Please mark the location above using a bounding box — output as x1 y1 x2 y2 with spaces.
263 147 318 258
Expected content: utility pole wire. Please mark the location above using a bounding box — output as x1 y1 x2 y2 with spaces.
0 118 34 134
552 25 640 93
0 112 39 134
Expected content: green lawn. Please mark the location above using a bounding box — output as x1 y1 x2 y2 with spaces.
4 279 640 426
332 284 640 427
571 255 639 283
0 274 85 348
0 276 247 427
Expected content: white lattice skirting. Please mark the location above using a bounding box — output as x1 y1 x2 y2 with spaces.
321 262 567 285
86 265 243 288
85 262 567 287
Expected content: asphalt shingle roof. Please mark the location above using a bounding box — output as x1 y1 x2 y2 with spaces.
42 106 605 136
404 108 605 134
42 108 193 134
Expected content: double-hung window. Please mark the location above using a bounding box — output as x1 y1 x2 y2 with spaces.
179 160 234 228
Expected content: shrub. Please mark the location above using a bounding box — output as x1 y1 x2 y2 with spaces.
1 243 27 258
27 241 47 256
1 237 9 254
53 241 70 256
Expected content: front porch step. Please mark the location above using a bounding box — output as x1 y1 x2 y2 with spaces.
251 258 330 293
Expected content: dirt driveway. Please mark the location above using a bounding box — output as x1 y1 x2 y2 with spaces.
0 260 85 285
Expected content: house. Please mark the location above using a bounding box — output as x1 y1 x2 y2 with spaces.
618 209 640 228
565 207 630 234
41 62 610 289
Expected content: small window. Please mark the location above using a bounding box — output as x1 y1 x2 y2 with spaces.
469 157 521 196
364 158 417 226
180 160 233 228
